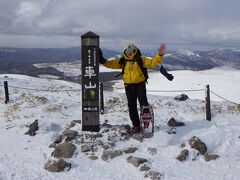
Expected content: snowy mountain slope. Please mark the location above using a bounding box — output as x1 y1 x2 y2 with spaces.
0 70 240 180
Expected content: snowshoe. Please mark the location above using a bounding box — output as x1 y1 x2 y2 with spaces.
140 105 154 138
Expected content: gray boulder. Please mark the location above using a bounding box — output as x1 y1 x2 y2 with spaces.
52 142 76 158
44 159 71 172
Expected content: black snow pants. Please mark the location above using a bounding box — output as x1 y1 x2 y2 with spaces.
125 82 149 127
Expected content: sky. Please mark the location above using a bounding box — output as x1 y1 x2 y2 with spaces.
0 0 240 51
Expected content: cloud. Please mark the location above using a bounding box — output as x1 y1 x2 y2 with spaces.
0 0 240 50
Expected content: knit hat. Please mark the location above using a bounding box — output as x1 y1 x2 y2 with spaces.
123 43 137 53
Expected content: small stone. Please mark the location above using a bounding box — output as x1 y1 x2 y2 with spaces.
174 94 189 101
81 145 92 153
127 156 148 167
140 164 150 171
44 158 71 172
89 156 98 161
144 171 162 180
147 147 157 155
25 120 38 136
204 153 220 162
101 150 123 161
122 147 138 154
131 134 144 142
176 149 189 162
167 118 185 127
180 143 186 148
88 133 103 139
70 120 81 127
189 136 207 155
166 127 177 134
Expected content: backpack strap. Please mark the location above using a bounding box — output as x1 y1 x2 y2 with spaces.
115 57 125 78
135 54 149 83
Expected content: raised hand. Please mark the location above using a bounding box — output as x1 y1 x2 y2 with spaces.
158 43 166 56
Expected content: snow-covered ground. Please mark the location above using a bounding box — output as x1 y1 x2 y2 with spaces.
113 67 240 103
0 69 240 180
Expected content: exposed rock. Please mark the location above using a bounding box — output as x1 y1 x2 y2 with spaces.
144 171 162 180
101 150 123 161
107 133 118 142
204 153 220 162
63 130 78 141
121 147 138 154
176 149 189 162
118 128 132 141
174 94 189 101
107 141 116 148
167 118 185 127
25 120 39 136
49 143 57 148
189 136 207 155
147 147 157 155
131 134 144 142
87 133 103 139
180 143 186 148
35 96 48 104
81 145 92 153
53 135 62 144
166 127 177 134
140 164 151 171
89 156 98 161
52 142 76 158
70 120 81 127
44 159 71 172
127 156 148 167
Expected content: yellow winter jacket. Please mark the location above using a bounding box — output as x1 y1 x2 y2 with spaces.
103 52 163 84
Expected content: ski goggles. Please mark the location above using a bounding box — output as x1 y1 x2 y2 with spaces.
126 46 136 53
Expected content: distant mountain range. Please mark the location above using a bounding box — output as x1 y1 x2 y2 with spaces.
0 47 239 82
162 48 240 70
0 47 118 63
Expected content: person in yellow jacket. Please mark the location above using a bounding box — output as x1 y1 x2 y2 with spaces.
99 43 166 133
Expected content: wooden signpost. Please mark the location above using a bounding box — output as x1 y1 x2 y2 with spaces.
81 31 100 132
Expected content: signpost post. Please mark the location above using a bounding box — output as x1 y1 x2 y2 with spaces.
81 31 100 132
